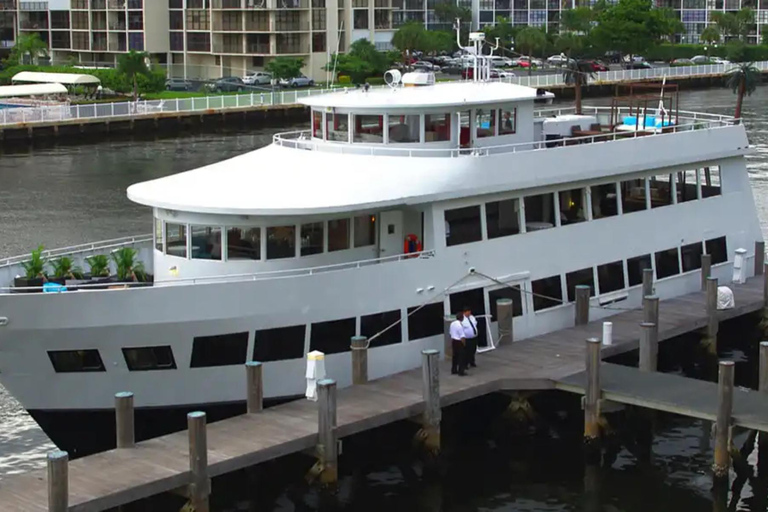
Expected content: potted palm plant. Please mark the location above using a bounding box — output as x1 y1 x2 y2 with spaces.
84 254 112 287
49 257 84 284
14 245 48 291
111 248 145 283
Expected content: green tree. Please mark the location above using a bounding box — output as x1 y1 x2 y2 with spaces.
428 30 456 54
711 8 754 41
561 6 596 35
326 54 374 83
725 61 759 120
515 26 547 76
117 50 150 101
265 56 304 80
700 25 721 56
725 39 747 62
555 32 583 58
563 61 595 114
8 33 48 65
433 1 471 24
392 22 434 62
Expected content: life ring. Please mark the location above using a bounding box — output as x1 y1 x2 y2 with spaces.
403 234 422 256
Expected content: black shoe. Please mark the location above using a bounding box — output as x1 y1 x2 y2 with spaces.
458 372 467 377
470 363 477 368
451 370 458 375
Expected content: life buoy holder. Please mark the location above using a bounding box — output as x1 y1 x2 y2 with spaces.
403 234 422 256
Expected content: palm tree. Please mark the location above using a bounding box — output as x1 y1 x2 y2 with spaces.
562 61 595 114
10 33 49 65
700 25 721 57
515 27 546 76
725 62 759 122
117 50 150 102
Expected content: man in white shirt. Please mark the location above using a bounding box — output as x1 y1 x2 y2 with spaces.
462 306 478 368
449 312 467 376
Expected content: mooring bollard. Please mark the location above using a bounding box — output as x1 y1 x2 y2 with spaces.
496 298 514 345
351 336 368 385
47 450 68 512
701 253 712 292
443 316 453 359
584 338 602 459
421 349 441 454
756 241 765 276
602 321 613 346
642 268 654 299
246 361 263 413
713 361 734 480
115 391 135 449
575 285 590 326
706 277 719 342
188 411 210 512
643 295 659 326
639 322 658 372
317 379 338 486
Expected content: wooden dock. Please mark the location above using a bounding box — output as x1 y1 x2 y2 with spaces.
0 272 766 511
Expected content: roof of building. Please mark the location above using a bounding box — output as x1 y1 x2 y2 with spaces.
11 71 101 86
0 83 68 98
300 80 552 111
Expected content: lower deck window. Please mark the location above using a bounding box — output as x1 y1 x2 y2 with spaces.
254 325 305 362
407 302 444 341
486 199 520 238
559 189 587 224
627 254 652 286
649 175 674 208
597 261 625 294
701 166 721 198
566 268 595 302
445 206 482 246
655 248 681 279
524 194 555 229
681 242 703 272
122 346 176 371
267 226 296 259
361 310 402 347
489 286 523 319
677 170 699 202
620 179 647 213
532 275 563 311
706 236 728 264
48 350 105 373
591 184 618 219
190 332 248 368
310 318 356 354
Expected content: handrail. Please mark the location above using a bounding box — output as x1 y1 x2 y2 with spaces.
0 234 152 268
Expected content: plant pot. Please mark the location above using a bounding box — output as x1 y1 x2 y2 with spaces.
47 277 67 285
13 276 45 292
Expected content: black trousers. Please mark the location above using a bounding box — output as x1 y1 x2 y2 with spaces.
451 339 466 374
466 337 477 366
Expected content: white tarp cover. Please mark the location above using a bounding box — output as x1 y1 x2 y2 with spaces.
11 71 101 86
0 83 68 98
717 286 735 310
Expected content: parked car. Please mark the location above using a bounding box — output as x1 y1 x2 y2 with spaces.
440 65 464 75
490 56 514 68
580 60 609 72
279 74 315 88
412 61 440 72
211 77 246 92
497 69 516 78
604 50 622 64
671 58 694 66
546 54 570 66
243 71 272 85
710 56 731 66
690 55 711 64
517 56 543 67
165 78 193 91
625 61 652 70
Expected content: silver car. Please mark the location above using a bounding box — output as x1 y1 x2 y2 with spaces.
279 74 315 88
243 71 272 85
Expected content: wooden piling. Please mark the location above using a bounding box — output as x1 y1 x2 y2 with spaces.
713 361 734 480
706 277 719 344
188 411 210 512
351 336 368 385
756 241 765 276
115 392 135 449
701 253 712 291
575 285 591 326
443 317 454 359
642 268 654 298
496 298 514 345
47 450 68 512
246 361 263 414
584 338 602 456
643 295 659 325
420 349 441 455
317 379 338 486
639 322 658 372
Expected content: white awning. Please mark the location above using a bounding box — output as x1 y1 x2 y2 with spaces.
11 71 101 86
0 83 68 98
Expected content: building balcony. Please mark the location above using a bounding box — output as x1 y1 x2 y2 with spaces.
274 21 309 31
212 0 245 7
213 23 245 31
213 43 245 53
19 1 46 10
275 43 308 53
0 1 16 10
246 42 270 53
92 43 108 50
19 20 48 29
244 21 270 30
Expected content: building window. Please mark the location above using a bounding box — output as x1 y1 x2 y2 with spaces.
566 268 595 302
627 254 652 286
361 310 402 347
597 261 625 294
254 325 306 362
591 183 618 218
498 106 516 135
48 350 106 373
310 318 356 354
407 302 444 341
267 226 296 259
190 332 248 368
328 219 350 252
425 114 450 142
389 114 420 143
353 115 384 143
532 275 563 311
524 193 555 229
154 218 163 252
706 236 728 264
476 109 496 138
312 32 326 52
166 223 187 258
620 178 647 213
701 166 721 197
681 242 703 272
122 346 177 371
677 170 699 202
170 11 183 30
326 113 348 142
649 174 674 208
655 247 681 279
353 9 369 28
186 9 210 30
227 227 261 260
191 226 222 260
301 222 324 256
354 215 376 247
558 188 587 224
489 286 523 319
486 198 520 238
445 205 482 246
170 32 184 51
186 32 210 52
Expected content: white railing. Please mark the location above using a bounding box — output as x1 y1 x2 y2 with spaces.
1 61 764 128
0 234 152 268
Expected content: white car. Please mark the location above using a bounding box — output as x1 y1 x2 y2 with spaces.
547 54 569 65
710 56 732 66
490 56 514 68
243 71 272 85
497 69 516 78
412 61 440 72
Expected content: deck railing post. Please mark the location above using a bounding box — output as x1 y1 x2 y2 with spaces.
642 268 654 298
639 322 658 372
317 379 338 486
496 298 514 345
713 361 735 480
701 254 712 291
246 361 263 413
706 277 719 345
756 241 765 276
584 338 602 460
188 411 210 512
421 349 441 454
575 285 590 326
643 295 659 326
351 336 368 384
115 391 135 448
47 450 68 512
443 316 454 359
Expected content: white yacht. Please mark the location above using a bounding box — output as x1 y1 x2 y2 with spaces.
0 38 760 455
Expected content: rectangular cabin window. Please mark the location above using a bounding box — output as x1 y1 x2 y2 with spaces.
649 174 674 208
558 188 587 225
701 166 722 197
597 261 625 294
48 350 106 373
655 247 681 279
677 170 699 202
388 114 420 143
190 332 248 368
300 222 324 256
361 310 402 347
407 302 444 341
566 267 595 302
476 109 496 138
627 254 652 286
620 178 648 213
425 113 451 142
310 318 356 354
532 275 563 311
591 183 619 219
227 227 261 260
326 113 349 142
354 215 376 247
524 193 555 230
353 115 383 143
312 110 322 138
459 110 470 148
498 107 516 135
190 226 222 260
154 218 163 252
445 206 482 246
122 346 177 371
254 325 306 362
489 286 523 318
486 199 520 238
166 223 188 258
681 242 703 272
706 236 728 264
328 219 350 252
267 226 296 259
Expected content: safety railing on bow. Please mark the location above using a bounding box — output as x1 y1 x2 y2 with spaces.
0 235 152 268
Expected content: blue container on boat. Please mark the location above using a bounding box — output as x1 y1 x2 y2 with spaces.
43 282 67 293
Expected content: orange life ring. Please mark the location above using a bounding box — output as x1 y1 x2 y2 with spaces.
403 234 422 255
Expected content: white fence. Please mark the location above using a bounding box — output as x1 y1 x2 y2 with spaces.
0 61 764 128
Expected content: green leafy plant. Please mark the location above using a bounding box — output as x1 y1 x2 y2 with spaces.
725 61 760 120
21 245 47 280
49 257 83 279
85 254 110 278
117 50 151 101
111 248 145 282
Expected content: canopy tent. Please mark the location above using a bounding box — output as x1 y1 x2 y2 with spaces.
0 83 68 98
11 71 101 86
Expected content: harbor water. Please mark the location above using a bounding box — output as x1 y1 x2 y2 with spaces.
1 86 768 510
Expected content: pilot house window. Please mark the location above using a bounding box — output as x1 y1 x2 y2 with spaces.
228 227 261 260
353 115 383 143
498 107 516 135
476 109 496 138
389 115 420 143
327 113 348 142
166 223 188 258
425 114 450 142
267 226 296 259
312 110 322 138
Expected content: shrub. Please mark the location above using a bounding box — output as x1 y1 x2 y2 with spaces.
365 77 386 85
338 75 351 84
0 64 165 94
